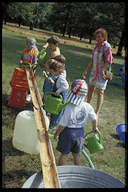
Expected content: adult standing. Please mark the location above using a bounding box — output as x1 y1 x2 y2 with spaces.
82 28 114 118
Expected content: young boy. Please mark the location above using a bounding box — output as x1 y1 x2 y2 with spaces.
54 79 98 165
43 55 66 94
42 35 60 58
45 58 69 129
41 36 61 96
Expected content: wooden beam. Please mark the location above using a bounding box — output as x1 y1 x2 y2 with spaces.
26 69 61 188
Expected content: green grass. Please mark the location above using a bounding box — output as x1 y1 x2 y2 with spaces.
2 23 126 188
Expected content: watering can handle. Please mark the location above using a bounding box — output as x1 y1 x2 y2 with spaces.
44 91 63 101
85 130 102 144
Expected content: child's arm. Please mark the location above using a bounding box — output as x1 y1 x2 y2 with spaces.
91 119 98 133
55 72 69 95
42 71 55 84
19 54 23 67
54 125 65 140
48 77 55 85
42 42 49 50
50 47 61 58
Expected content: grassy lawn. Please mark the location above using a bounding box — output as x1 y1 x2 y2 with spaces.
2 23 126 188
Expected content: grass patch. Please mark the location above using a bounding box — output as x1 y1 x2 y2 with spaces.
2 23 126 188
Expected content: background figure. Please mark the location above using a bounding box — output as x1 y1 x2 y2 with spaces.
82 28 114 118
118 62 125 89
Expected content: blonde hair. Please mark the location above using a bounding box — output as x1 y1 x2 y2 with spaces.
26 37 39 57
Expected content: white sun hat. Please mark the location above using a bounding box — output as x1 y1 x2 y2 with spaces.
67 79 88 105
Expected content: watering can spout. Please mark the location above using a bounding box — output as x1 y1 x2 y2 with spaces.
59 101 70 111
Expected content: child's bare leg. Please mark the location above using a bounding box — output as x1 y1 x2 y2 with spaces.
72 153 81 165
58 154 67 166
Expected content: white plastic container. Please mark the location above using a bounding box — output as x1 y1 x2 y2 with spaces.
12 110 49 154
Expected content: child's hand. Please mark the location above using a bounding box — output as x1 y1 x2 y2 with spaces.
42 71 48 78
48 77 55 85
92 127 99 133
42 42 49 50
54 132 58 141
82 71 87 79
42 45 47 50
54 92 60 97
19 60 23 65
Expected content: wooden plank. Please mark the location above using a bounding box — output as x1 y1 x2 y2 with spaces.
26 69 61 188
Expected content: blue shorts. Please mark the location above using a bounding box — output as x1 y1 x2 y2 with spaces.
56 127 85 154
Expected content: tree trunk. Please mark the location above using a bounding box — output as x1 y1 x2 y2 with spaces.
116 30 125 56
89 28 93 44
30 22 34 30
63 3 72 37
19 17 22 27
89 37 92 44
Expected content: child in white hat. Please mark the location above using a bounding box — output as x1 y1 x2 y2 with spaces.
54 79 98 165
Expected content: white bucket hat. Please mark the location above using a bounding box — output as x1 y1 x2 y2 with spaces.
67 79 88 105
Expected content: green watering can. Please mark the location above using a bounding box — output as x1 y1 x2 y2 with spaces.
84 130 104 154
44 92 70 115
37 49 48 65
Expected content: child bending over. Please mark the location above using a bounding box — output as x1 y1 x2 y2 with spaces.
43 55 66 94
45 58 69 130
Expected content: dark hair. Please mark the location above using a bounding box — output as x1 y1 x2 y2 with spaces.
52 54 66 63
94 28 108 41
47 35 60 45
47 59 65 72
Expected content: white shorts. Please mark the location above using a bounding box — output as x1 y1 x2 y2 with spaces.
89 69 108 90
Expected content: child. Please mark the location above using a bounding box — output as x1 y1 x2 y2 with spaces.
118 61 126 88
19 37 39 68
45 58 69 130
43 55 66 93
42 35 60 58
41 36 61 98
19 37 39 101
54 79 98 165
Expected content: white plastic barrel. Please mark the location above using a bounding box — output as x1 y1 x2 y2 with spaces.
12 110 49 154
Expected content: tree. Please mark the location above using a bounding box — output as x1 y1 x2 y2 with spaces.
4 2 125 54
7 2 29 27
5 2 53 30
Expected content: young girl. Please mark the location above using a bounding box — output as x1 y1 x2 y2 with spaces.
20 37 39 68
19 37 39 101
44 58 69 130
